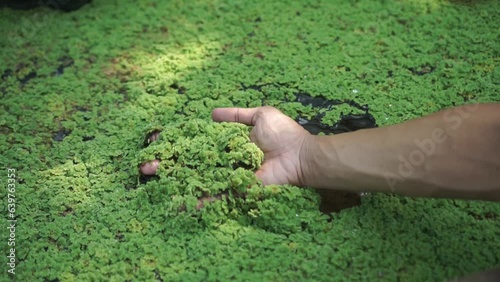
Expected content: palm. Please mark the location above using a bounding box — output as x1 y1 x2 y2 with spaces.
233 107 310 186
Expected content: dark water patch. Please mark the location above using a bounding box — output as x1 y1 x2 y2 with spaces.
238 82 377 135
139 174 159 185
115 232 125 242
169 82 186 94
232 161 254 171
1 68 12 80
60 207 74 217
19 71 37 84
408 65 435 76
317 189 362 214
143 130 161 147
53 129 72 142
54 56 74 76
0 125 12 135
4 0 91 11
338 113 377 131
82 136 95 141
154 269 164 282
2 0 39 9
298 112 377 135
74 105 90 112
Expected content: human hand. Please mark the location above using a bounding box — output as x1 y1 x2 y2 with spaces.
139 106 363 212
140 106 312 186
212 106 312 186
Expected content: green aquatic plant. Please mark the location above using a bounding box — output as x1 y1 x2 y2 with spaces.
0 0 499 281
136 120 264 210
135 120 327 236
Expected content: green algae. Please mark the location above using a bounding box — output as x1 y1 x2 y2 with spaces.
1 0 499 281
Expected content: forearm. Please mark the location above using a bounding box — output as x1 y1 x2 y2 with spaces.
301 104 500 201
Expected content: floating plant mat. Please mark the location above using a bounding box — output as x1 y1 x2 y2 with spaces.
1 0 499 281
136 82 377 214
135 119 328 239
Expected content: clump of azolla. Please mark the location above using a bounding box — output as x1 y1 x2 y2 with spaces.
136 119 264 212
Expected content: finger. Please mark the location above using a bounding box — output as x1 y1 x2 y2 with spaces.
212 107 260 126
140 160 160 175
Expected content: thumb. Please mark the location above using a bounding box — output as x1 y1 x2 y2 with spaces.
212 107 260 126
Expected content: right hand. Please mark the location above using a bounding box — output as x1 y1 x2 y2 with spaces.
212 106 313 186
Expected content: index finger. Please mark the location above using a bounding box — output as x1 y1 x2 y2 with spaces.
212 107 260 126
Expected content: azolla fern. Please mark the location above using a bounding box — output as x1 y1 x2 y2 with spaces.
136 120 264 211
135 119 324 234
